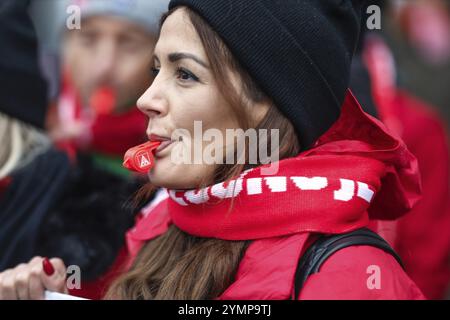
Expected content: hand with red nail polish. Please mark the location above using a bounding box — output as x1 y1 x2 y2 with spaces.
0 256 68 300
42 258 55 276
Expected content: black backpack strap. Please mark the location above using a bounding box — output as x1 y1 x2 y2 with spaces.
293 228 404 299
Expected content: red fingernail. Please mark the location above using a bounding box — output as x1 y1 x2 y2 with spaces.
42 258 55 276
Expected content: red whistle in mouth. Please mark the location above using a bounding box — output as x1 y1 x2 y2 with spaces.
123 141 162 173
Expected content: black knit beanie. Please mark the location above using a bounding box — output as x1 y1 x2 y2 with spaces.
168 0 363 149
0 0 48 129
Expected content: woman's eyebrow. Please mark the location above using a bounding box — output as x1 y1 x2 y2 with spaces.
168 52 210 69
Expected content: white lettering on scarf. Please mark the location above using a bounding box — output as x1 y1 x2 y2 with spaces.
247 178 263 195
185 188 210 204
211 178 244 199
168 176 375 205
169 190 188 206
291 177 328 190
357 182 375 202
264 177 287 192
334 179 355 201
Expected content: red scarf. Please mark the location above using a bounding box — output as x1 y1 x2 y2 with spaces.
164 90 421 240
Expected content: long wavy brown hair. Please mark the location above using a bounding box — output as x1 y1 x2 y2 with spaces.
105 6 300 300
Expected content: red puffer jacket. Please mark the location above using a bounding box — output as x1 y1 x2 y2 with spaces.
116 192 424 300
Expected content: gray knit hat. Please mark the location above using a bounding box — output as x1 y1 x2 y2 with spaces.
61 0 169 34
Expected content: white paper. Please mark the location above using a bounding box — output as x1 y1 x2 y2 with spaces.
44 290 88 300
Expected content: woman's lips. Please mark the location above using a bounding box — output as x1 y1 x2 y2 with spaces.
148 134 175 155
155 139 174 154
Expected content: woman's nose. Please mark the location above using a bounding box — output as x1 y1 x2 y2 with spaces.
137 81 168 118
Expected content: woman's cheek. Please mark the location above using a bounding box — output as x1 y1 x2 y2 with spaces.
149 160 214 189
148 155 177 187
149 133 218 189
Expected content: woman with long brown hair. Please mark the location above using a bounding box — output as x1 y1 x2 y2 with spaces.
0 0 425 300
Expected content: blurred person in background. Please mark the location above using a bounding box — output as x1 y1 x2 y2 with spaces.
0 0 51 181
0 0 70 276
351 1 450 299
46 0 166 171
0 0 168 300
384 0 450 129
39 0 169 298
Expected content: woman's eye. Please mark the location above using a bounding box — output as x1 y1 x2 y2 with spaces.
176 68 199 82
151 67 160 77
